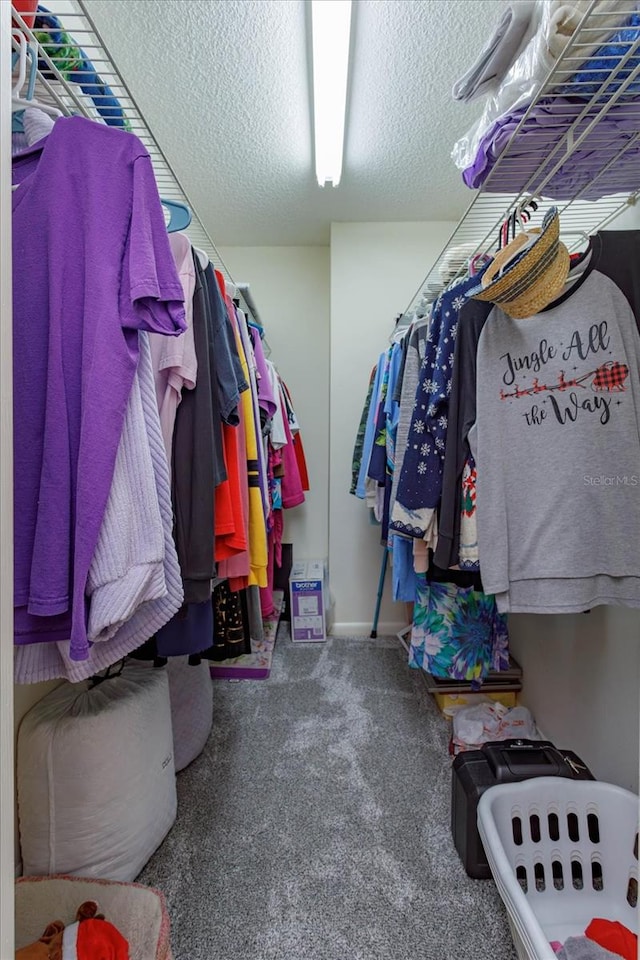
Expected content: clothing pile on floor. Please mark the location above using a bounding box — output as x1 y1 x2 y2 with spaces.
551 919 637 960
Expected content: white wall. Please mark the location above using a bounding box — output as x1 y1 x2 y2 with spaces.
219 246 330 561
509 609 639 791
329 222 456 633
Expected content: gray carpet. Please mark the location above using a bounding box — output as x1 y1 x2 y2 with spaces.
138 631 518 960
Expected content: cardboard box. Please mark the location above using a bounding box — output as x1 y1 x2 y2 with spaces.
423 656 522 694
289 559 330 642
423 657 522 716
434 690 518 714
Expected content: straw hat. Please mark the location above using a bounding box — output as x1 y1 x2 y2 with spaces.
469 207 570 318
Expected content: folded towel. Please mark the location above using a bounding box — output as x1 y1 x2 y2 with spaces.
452 1 536 102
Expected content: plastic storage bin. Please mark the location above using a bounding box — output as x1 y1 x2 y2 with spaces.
477 778 639 960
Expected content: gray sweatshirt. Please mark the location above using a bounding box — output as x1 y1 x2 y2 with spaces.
470 268 640 614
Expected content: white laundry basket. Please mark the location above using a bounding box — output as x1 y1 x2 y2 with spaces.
477 778 639 960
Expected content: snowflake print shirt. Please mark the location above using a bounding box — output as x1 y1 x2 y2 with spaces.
391 273 485 539
471 254 640 616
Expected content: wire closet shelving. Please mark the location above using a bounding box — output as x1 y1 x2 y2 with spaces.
9 0 260 323
403 0 640 315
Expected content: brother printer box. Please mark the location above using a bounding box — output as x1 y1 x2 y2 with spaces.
289 559 330 642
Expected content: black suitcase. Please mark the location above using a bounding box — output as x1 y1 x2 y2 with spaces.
451 739 594 879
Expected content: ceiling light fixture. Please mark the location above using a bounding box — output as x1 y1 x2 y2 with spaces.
311 0 352 188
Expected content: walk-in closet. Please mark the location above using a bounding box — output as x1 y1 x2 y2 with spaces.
2 2 640 959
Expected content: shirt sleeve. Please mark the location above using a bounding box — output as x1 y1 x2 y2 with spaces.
120 155 186 335
205 265 244 425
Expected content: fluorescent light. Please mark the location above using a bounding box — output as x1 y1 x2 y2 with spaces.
311 0 352 188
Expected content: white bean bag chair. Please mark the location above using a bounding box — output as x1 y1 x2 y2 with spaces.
137 658 213 771
167 658 213 772
16 876 173 960
17 663 176 881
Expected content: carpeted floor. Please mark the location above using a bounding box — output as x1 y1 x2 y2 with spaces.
138 630 517 960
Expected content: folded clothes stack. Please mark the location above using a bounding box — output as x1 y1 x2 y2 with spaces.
462 97 640 197
451 0 639 198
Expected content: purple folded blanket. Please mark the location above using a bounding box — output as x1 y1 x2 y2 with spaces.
463 96 640 200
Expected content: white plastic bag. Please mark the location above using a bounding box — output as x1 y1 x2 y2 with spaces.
452 702 539 752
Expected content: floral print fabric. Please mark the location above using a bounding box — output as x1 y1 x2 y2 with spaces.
409 577 509 689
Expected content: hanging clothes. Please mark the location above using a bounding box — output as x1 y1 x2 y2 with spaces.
433 300 492 570
390 271 487 546
213 274 250 565
354 354 386 503
388 318 430 526
15 334 184 683
12 102 307 679
280 377 310 492
217 307 253 589
170 253 218 605
205 265 247 425
385 341 418 602
154 599 214 659
235 311 269 589
12 116 185 664
149 231 198 466
85 355 167 645
351 272 512 686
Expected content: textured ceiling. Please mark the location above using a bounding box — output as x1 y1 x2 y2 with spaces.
83 0 504 245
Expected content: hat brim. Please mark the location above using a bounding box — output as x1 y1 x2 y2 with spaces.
497 243 571 318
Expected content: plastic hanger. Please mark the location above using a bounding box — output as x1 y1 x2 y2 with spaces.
12 34 30 98
11 33 61 118
12 32 193 229
161 199 192 233
561 229 590 246
193 247 209 269
246 317 265 338
469 252 492 276
561 231 592 283
496 196 541 251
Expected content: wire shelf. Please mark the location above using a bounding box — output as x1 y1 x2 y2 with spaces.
9 0 265 332
403 0 640 315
